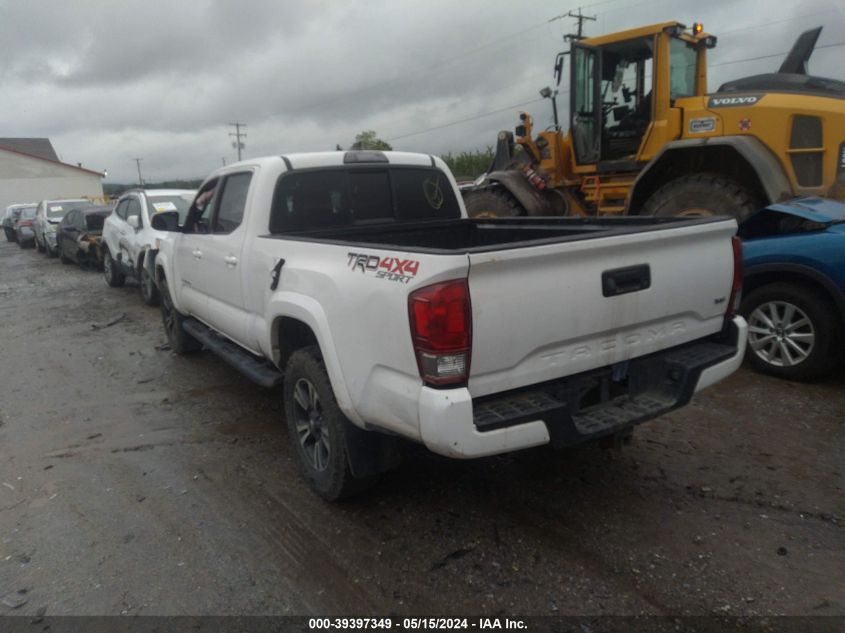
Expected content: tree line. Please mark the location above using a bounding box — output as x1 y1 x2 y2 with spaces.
104 131 495 194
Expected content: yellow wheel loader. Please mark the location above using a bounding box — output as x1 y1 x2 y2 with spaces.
463 22 845 220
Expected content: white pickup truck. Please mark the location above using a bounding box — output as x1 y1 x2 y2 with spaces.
152 150 747 500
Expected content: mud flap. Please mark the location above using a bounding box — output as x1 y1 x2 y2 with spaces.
344 420 402 478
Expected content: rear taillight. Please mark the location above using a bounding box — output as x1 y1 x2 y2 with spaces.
727 235 743 316
408 279 472 386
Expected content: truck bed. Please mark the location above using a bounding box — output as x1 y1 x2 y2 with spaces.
263 216 729 253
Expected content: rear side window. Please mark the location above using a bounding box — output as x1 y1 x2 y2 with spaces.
270 170 350 232
214 172 252 233
269 167 460 233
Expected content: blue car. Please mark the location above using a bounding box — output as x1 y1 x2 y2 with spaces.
738 197 845 380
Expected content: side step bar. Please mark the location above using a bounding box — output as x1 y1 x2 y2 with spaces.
182 318 283 388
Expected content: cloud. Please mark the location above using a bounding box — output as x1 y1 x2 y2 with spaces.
1 0 842 181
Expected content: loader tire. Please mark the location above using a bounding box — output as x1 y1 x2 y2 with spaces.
641 173 758 221
463 188 524 219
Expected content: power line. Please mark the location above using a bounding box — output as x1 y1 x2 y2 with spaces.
261 0 645 126
385 98 545 142
382 35 845 144
716 9 839 37
710 40 845 68
549 8 597 41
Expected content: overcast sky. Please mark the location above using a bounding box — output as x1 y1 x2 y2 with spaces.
2 0 843 183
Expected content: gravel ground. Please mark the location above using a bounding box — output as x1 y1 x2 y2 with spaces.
0 238 842 617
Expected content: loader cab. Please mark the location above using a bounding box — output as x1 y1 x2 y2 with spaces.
568 22 709 170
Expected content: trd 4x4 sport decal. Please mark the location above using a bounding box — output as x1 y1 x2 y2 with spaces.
347 252 420 284
707 94 762 108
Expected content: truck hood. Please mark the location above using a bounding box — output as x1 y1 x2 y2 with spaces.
752 197 845 225
739 197 845 240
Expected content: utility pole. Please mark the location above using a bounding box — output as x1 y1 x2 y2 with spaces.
549 7 596 41
133 158 144 186
229 122 247 161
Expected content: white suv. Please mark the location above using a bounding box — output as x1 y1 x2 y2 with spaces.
102 189 195 305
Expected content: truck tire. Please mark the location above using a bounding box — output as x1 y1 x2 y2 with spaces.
284 346 377 501
141 267 161 307
159 276 202 354
463 188 523 218
102 249 125 287
740 282 839 381
641 173 758 221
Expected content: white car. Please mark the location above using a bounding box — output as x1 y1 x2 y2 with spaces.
101 188 195 305
34 199 95 256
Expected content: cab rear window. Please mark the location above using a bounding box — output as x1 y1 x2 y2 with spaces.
269 167 460 233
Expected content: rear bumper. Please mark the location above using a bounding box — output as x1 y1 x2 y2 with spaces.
419 316 747 458
17 228 34 243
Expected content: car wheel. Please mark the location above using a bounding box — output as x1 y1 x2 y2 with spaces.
159 276 201 354
4 227 15 242
284 346 378 501
141 267 161 307
103 249 125 287
741 282 840 381
35 236 46 253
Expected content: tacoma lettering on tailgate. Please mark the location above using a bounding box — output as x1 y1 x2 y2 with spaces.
347 252 420 284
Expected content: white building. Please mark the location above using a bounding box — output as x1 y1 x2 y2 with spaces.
0 138 104 211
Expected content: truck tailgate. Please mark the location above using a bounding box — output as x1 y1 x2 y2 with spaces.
467 220 737 398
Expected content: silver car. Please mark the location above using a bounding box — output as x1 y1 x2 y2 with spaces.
34 199 94 257
14 205 38 247
4 203 36 243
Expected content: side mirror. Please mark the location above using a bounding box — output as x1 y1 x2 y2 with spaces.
127 215 140 229
151 211 180 232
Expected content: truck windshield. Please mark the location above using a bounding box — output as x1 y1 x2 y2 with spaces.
148 195 193 223
669 38 697 101
270 167 461 233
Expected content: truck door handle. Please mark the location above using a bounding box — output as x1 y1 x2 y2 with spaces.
602 264 651 297
192 249 203 259
224 255 238 267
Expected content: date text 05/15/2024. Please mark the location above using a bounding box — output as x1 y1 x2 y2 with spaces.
308 618 527 630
